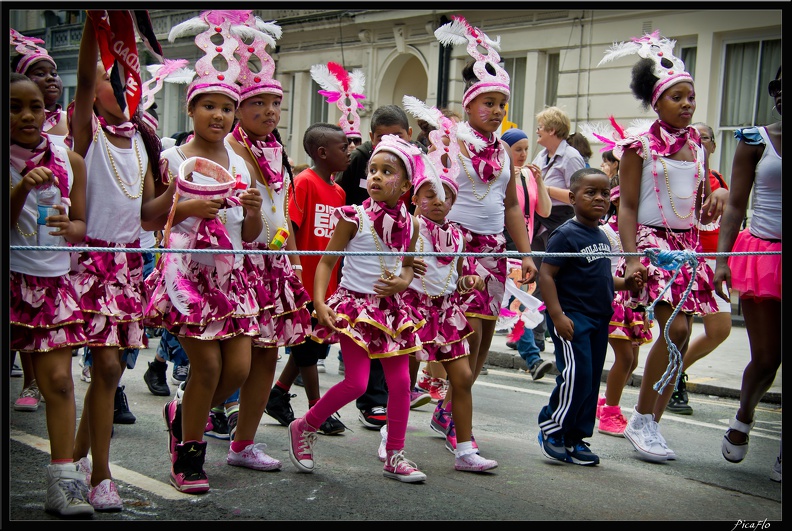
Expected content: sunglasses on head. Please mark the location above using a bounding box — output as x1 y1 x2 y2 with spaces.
768 79 782 97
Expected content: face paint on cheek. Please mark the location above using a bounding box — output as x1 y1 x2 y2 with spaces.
476 106 490 125
417 197 432 212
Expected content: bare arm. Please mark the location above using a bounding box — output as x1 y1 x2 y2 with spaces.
617 149 647 290
70 17 100 158
503 145 537 283
314 218 356 328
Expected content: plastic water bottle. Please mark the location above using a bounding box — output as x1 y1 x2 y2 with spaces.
36 184 62 247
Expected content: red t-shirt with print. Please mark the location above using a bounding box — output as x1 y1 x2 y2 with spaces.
699 169 728 253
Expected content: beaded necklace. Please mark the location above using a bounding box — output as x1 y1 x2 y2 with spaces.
97 128 144 199
458 153 499 201
418 236 457 299
355 204 401 280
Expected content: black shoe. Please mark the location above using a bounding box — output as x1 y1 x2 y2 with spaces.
171 440 209 493
536 339 546 352
204 409 230 440
113 385 136 424
358 406 387 429
506 340 518 350
227 410 238 442
529 359 554 381
264 386 296 426
666 372 693 415
144 360 171 396
318 412 347 435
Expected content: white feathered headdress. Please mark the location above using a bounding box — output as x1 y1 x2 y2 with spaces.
311 62 366 139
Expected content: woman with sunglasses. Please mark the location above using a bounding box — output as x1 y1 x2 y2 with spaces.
714 65 782 482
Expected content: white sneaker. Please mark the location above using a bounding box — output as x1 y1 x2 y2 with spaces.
623 407 668 462
770 455 782 483
316 359 326 373
722 416 754 463
377 425 388 462
45 463 94 517
175 381 186 402
454 452 498 472
654 425 677 460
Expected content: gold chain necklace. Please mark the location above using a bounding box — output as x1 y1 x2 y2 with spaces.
359 205 400 280
458 154 498 201
659 158 698 219
102 129 144 199
258 179 290 244
419 236 457 299
10 176 37 237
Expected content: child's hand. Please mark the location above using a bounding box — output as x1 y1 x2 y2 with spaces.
20 167 56 194
239 187 262 216
412 258 427 277
553 313 574 341
520 256 538 284
191 198 225 220
315 302 343 331
43 204 73 238
373 274 408 297
624 270 645 294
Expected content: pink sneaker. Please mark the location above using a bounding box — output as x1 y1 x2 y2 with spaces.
75 457 92 487
454 452 498 472
88 479 123 512
378 425 388 462
171 440 209 494
595 395 606 420
288 418 318 473
383 450 426 483
428 378 448 402
430 402 452 436
598 405 627 437
162 398 181 463
14 380 41 412
410 387 431 409
416 370 432 392
227 442 282 471
445 421 479 454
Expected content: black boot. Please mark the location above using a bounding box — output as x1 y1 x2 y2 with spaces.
264 386 295 426
144 359 171 396
113 385 136 424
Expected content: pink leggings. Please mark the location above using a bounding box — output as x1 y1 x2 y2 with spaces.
304 336 411 452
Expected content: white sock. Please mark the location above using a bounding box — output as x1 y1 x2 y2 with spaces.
455 441 474 457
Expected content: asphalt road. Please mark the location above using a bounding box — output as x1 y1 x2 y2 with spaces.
5 342 782 523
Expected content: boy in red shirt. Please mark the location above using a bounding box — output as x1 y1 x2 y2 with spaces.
265 123 351 434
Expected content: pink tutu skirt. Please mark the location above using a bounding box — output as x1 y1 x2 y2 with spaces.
243 243 312 348
10 271 87 352
609 296 653 347
456 229 508 319
70 236 148 349
728 229 782 301
614 225 719 316
310 287 425 358
145 257 259 341
401 288 472 362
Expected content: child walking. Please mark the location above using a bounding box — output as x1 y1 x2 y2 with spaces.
432 17 537 435
399 96 498 472
266 122 352 435
68 13 173 511
290 135 426 483
224 14 310 471
537 168 639 465
10 73 93 517
151 10 263 493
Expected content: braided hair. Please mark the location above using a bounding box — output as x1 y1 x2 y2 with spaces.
271 127 294 194
130 108 163 184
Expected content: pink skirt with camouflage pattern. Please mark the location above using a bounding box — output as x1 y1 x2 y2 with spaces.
10 271 87 352
456 228 508 319
609 297 653 347
310 287 425 358
613 225 718 316
145 256 259 341
243 243 312 348
70 236 147 349
401 288 472 362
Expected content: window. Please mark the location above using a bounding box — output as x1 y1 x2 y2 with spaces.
545 53 559 107
311 79 329 126
502 56 526 128
680 46 697 79
717 38 782 180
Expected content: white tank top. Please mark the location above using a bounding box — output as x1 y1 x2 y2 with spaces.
254 173 291 246
339 205 413 295
408 217 461 297
748 127 782 240
84 128 148 243
447 151 511 234
9 145 74 277
161 144 252 267
637 144 705 230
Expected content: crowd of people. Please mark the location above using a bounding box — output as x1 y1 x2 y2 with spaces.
9 11 781 519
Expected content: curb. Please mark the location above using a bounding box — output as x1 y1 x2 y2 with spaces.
484 349 782 406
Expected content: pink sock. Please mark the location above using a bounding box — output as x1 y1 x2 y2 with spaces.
231 440 253 453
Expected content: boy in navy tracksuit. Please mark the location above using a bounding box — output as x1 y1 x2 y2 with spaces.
536 168 639 465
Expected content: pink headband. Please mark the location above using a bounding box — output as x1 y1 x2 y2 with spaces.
10 28 56 74
435 16 510 109
371 135 424 184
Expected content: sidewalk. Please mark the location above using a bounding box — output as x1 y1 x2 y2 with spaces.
485 318 782 405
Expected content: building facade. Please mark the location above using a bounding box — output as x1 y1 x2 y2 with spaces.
8 8 781 179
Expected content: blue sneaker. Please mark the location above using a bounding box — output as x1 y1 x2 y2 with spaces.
565 439 600 466
538 431 568 462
